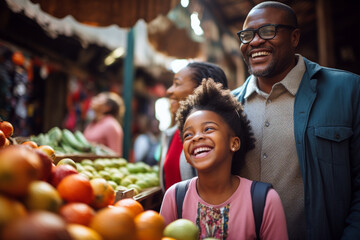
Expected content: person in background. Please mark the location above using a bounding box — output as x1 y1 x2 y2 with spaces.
133 115 161 166
232 1 360 239
159 62 228 191
160 79 288 240
84 91 125 156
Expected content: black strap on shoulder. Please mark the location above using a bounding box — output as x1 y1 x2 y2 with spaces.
251 180 273 240
191 166 197 177
175 179 191 219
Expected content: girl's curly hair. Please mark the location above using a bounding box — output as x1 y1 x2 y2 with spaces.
176 79 255 175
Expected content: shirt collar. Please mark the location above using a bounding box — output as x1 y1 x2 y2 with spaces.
280 54 305 96
244 54 305 99
244 75 258 99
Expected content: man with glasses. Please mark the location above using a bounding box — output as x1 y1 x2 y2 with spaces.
232 1 360 239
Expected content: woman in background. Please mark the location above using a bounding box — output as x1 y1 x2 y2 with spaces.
84 91 125 156
159 62 228 191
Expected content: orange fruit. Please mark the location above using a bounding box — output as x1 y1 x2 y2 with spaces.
37 145 56 161
113 198 144 217
11 51 25 66
0 130 6 147
67 223 102 240
135 210 165 240
57 174 93 204
59 202 96 226
90 206 136 240
21 140 39 148
0 194 27 232
89 178 115 209
50 164 78 187
0 121 13 138
161 238 177 240
25 180 62 212
0 145 42 197
4 138 10 147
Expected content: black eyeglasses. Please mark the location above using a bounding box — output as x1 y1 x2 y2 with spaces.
237 24 296 44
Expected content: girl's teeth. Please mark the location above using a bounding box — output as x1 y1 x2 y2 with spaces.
194 147 211 155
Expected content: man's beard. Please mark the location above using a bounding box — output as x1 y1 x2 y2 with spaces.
248 58 277 78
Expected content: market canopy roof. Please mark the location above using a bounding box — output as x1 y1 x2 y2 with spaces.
1 0 204 78
29 0 180 28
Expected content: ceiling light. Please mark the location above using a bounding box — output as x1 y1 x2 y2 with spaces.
112 47 125 58
104 47 125 66
190 12 204 36
181 0 189 8
170 59 189 73
104 56 115 66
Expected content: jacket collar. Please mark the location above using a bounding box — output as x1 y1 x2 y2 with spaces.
302 57 322 93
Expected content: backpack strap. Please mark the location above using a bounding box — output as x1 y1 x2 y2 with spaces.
175 179 191 219
251 180 273 240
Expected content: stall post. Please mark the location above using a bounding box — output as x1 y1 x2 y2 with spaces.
122 28 134 160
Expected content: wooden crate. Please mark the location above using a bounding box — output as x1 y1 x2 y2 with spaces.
134 187 163 211
114 188 135 203
113 187 163 211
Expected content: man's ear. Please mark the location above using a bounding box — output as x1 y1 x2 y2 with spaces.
231 137 241 152
292 28 301 48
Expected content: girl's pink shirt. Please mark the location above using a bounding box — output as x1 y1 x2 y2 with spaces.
160 176 288 240
83 115 123 156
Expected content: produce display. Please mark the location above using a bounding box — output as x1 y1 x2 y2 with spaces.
76 158 160 195
0 121 13 148
29 127 115 156
0 121 201 240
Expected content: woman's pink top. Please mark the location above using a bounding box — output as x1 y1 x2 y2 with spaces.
160 176 288 240
84 115 123 156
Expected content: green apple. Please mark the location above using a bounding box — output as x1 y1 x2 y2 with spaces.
98 170 111 180
79 171 92 179
107 180 118 190
57 158 77 170
93 160 105 171
120 178 133 187
81 159 93 166
163 219 199 240
135 180 149 189
110 172 124 185
83 165 96 173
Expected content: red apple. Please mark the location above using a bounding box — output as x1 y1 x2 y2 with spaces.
49 164 78 187
34 149 53 182
1 211 71 240
0 145 42 197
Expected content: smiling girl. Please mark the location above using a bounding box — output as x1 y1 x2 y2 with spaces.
159 62 228 191
160 79 287 240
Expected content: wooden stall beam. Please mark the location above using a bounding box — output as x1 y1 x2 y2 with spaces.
316 0 335 67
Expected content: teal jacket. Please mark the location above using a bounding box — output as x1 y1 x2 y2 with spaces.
232 57 360 239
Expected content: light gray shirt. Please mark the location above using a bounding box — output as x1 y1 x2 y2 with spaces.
241 55 306 239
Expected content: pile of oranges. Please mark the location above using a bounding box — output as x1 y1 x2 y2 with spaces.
0 120 176 240
0 121 13 148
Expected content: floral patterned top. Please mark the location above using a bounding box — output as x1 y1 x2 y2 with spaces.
160 176 288 240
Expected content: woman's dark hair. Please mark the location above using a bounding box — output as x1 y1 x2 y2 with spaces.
105 98 119 117
102 92 125 124
176 79 255 175
186 62 228 89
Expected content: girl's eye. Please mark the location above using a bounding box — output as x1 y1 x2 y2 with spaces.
204 126 214 132
183 132 192 139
